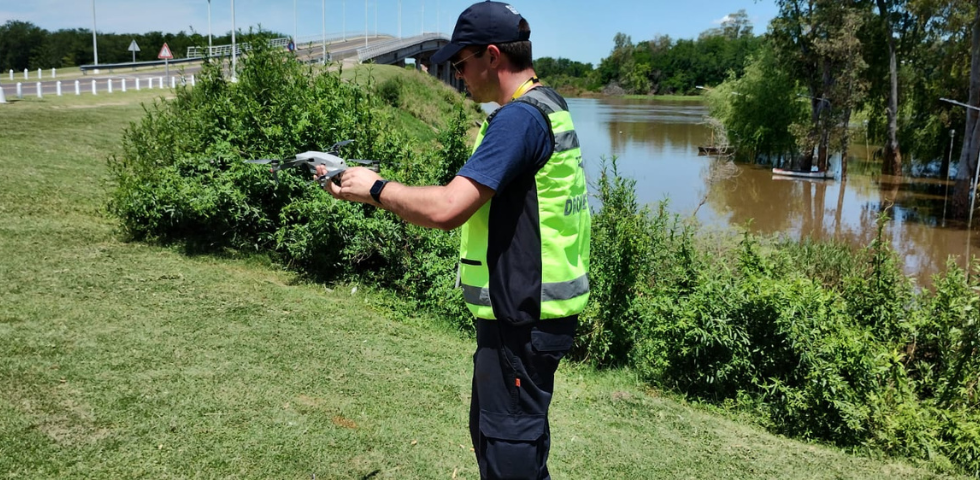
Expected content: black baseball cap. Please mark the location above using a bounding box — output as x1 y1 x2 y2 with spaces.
431 1 530 64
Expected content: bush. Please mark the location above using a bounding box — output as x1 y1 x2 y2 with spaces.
109 35 980 476
108 32 476 327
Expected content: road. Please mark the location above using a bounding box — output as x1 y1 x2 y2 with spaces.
0 36 391 100
1 65 204 99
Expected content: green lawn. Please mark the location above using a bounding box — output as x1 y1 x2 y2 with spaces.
0 92 959 479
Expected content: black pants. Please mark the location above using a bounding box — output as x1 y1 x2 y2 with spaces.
470 316 577 480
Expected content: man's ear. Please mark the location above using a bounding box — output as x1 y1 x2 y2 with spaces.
486 44 502 67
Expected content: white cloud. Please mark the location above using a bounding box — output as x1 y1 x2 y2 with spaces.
713 14 733 25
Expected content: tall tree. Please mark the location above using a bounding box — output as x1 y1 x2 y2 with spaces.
770 0 867 172
0 21 46 71
952 0 980 218
874 0 909 176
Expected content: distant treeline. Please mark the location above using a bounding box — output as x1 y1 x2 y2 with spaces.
535 9 760 95
0 20 268 71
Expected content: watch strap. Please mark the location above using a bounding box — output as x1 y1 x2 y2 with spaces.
370 179 390 205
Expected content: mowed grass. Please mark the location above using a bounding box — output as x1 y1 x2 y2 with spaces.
0 93 960 479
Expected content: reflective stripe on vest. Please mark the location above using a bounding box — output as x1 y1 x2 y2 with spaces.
458 87 590 320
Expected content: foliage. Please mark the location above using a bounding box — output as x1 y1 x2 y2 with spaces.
594 12 763 95
579 177 980 474
704 42 809 161
106 33 980 476
0 19 254 70
535 56 600 93
107 33 476 328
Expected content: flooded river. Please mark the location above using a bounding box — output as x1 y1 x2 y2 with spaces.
565 96 972 288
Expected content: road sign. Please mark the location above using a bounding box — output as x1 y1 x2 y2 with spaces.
129 40 141 66
158 43 173 60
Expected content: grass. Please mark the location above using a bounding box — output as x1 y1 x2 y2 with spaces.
0 90 962 479
343 64 484 138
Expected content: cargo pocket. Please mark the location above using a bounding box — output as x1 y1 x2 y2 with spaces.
479 410 546 479
529 323 575 390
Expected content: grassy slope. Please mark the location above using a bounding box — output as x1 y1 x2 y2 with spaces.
0 90 959 479
342 64 484 145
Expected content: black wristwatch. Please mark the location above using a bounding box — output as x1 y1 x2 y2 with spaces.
370 179 390 205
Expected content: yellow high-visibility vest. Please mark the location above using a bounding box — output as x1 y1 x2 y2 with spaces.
458 87 590 322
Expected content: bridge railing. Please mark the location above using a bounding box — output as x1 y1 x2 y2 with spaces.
357 33 448 62
187 37 291 58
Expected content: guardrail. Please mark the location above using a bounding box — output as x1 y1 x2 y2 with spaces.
356 33 448 62
79 57 199 73
187 37 291 58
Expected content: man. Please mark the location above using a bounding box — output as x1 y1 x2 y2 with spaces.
318 2 589 478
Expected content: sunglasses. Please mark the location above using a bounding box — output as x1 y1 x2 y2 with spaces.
451 48 487 76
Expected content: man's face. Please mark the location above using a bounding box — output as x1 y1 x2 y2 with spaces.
452 46 492 102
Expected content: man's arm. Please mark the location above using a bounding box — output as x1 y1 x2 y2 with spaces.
320 166 494 231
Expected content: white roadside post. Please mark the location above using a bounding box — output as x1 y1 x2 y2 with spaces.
16 83 22 98
52 68 56 78
108 78 113 93
92 79 97 95
8 70 12 81
36 82 42 98
37 68 41 79
136 78 140 91
122 79 126 92
57 81 62 96
75 80 81 95
159 77 163 88
190 75 195 86
0 84 6 103
23 69 28 79
171 77 176 89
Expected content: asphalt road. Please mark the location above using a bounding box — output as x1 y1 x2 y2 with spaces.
0 36 400 101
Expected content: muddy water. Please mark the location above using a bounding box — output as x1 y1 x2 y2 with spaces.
566 96 971 287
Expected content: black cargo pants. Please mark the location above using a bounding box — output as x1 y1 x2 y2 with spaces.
470 316 577 480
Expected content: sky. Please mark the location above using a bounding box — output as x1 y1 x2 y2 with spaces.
0 0 779 66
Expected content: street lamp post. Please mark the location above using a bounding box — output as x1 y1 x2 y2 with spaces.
231 0 237 82
207 0 212 53
941 97 980 228
91 0 99 68
322 0 327 64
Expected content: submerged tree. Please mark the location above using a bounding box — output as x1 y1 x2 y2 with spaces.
871 0 910 176
952 0 980 218
770 0 868 172
705 42 809 163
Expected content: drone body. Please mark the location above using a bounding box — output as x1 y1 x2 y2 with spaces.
244 140 378 186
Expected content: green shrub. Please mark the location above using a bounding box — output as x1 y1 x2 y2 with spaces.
108 35 980 475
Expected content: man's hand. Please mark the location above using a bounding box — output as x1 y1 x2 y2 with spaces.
317 165 383 206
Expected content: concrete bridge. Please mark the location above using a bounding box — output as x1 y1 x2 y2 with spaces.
355 33 464 92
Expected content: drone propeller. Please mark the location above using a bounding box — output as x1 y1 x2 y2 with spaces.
328 140 354 154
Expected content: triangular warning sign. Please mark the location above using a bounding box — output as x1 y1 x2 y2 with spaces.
157 43 173 60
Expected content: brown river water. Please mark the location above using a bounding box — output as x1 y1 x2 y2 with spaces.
563 96 972 288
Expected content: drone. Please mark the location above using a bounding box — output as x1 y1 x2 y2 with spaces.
244 140 379 187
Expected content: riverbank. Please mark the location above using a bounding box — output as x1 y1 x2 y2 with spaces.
0 64 957 478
